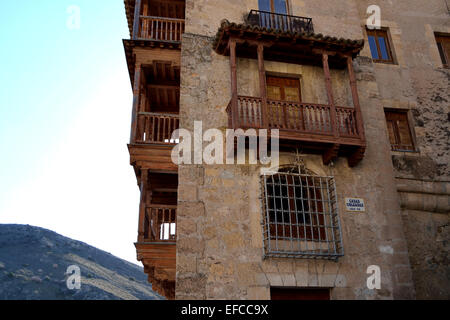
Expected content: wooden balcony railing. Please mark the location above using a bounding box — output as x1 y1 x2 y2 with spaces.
134 112 179 144
137 16 185 42
247 10 314 34
227 96 361 139
143 205 177 242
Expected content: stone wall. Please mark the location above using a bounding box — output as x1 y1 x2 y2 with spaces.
176 0 449 300
353 0 450 299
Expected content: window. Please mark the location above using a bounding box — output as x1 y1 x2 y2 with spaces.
385 110 415 151
261 165 344 260
258 0 289 14
366 28 394 63
435 34 450 67
266 76 301 102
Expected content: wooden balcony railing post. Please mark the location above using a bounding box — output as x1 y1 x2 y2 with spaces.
132 0 142 39
322 53 339 138
130 66 142 144
257 44 268 128
347 56 365 142
229 39 239 129
138 168 148 242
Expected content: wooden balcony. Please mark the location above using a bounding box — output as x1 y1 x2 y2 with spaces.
136 16 185 42
215 19 366 167
226 96 365 166
246 10 314 34
227 97 361 140
126 0 186 43
129 112 179 172
135 112 179 145
128 61 180 173
136 204 177 300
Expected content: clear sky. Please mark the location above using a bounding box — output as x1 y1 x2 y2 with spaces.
0 1 141 264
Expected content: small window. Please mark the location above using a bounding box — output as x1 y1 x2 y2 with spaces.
385 110 415 151
261 165 344 260
366 28 395 63
435 34 450 67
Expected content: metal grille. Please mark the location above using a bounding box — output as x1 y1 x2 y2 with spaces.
261 167 343 260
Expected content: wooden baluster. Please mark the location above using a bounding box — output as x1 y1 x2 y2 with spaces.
300 104 306 131
318 106 324 132
162 116 167 141
242 98 247 126
251 99 256 126
245 98 249 127
150 115 156 142
246 99 251 126
156 116 161 142
308 106 313 132
167 117 172 143
142 115 147 142
164 20 167 41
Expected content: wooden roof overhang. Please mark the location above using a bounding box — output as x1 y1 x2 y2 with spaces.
123 39 182 87
213 20 365 68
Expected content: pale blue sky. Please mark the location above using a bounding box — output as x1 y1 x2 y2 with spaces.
0 1 141 263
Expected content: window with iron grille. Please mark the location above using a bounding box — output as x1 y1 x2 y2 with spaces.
261 165 344 260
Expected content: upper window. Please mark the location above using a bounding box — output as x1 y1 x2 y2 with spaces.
258 0 289 14
261 165 344 260
366 28 395 63
435 34 450 68
385 110 415 151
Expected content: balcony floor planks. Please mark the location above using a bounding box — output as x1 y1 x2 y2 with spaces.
135 242 176 282
128 143 177 172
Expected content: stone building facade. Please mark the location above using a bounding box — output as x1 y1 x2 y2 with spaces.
124 0 449 300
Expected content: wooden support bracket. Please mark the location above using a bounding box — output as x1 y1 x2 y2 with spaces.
322 144 340 165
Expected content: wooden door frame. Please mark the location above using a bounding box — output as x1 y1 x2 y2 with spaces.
266 72 302 102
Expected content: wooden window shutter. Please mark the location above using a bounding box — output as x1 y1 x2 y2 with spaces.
436 34 450 67
385 110 414 151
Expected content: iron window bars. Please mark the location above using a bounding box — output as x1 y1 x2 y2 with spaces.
261 166 344 260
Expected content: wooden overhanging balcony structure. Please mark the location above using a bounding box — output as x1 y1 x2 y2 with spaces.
135 171 178 299
214 19 367 167
123 1 183 300
128 61 180 172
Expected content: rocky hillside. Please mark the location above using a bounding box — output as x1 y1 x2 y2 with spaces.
0 224 162 300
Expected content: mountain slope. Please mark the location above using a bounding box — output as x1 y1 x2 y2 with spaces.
0 224 162 300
